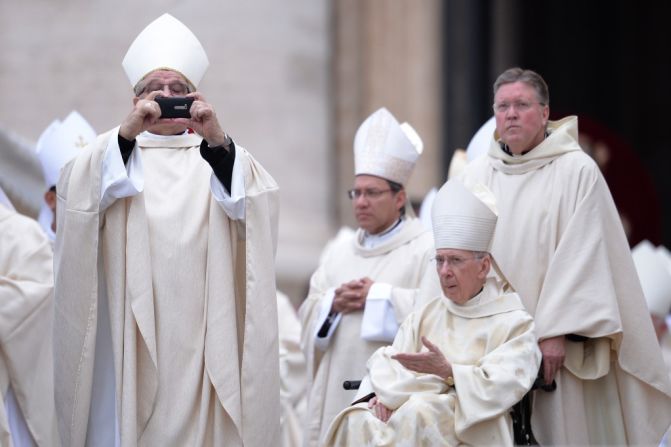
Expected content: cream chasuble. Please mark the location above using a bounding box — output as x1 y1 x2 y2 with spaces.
0 205 59 446
277 291 307 447
54 129 280 446
461 116 671 445
322 278 541 447
299 219 438 446
663 331 671 378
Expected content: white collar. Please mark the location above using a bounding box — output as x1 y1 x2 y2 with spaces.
361 218 404 249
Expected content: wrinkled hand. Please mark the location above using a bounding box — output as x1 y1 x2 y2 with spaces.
368 396 393 423
179 92 228 147
331 277 373 314
392 336 452 380
119 90 164 140
539 335 565 385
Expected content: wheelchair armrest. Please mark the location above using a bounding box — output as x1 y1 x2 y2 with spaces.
532 377 556 392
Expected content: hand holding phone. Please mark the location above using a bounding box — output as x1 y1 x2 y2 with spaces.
155 96 194 118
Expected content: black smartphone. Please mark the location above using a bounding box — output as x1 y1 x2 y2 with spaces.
155 96 194 118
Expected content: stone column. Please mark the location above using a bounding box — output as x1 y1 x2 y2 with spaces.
332 0 444 226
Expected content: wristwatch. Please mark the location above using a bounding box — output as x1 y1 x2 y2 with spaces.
223 133 233 149
445 376 455 387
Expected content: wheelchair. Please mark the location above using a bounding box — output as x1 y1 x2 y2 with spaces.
343 371 556 446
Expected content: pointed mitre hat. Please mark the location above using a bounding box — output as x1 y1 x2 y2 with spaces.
122 13 210 89
466 116 496 161
632 240 671 317
432 178 513 286
432 178 497 252
353 108 423 185
36 111 96 188
447 149 468 180
35 111 95 238
418 149 467 231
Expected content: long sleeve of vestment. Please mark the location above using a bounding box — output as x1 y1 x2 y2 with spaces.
367 316 449 411
450 314 540 433
299 261 336 357
0 213 53 341
532 164 625 341
0 207 58 446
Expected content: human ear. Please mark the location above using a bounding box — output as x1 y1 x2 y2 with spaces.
44 190 57 212
479 256 491 279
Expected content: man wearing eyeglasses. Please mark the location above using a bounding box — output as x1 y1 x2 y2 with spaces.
461 67 671 445
299 107 439 446
53 14 279 447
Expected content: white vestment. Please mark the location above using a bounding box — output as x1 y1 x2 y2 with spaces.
461 116 671 445
322 278 541 447
0 205 59 446
277 292 308 447
299 219 439 446
663 331 671 378
54 129 280 447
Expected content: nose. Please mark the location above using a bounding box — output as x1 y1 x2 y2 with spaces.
505 106 518 119
438 263 454 276
354 194 369 207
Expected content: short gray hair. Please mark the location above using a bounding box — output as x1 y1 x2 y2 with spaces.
493 68 549 106
473 251 490 260
132 73 195 97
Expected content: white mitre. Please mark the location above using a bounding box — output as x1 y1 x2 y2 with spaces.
419 149 467 231
35 111 95 239
122 13 210 88
432 178 513 288
432 178 497 252
656 245 671 278
466 116 496 161
632 240 671 317
447 148 468 180
418 187 437 232
353 108 423 185
36 111 96 188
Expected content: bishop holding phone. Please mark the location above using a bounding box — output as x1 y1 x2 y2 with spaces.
53 13 280 447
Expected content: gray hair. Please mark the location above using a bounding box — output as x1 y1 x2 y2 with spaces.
493 68 549 106
473 251 490 260
132 73 195 97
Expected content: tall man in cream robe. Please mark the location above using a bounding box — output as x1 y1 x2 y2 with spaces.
323 179 541 447
299 108 439 446
35 111 96 243
53 14 280 447
0 189 59 446
461 67 671 445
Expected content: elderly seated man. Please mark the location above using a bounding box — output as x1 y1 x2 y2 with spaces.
321 179 542 447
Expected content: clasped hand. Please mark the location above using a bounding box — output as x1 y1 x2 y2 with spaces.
331 277 373 314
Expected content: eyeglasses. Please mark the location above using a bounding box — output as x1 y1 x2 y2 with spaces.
434 255 479 269
492 100 543 114
347 188 393 200
138 80 192 96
